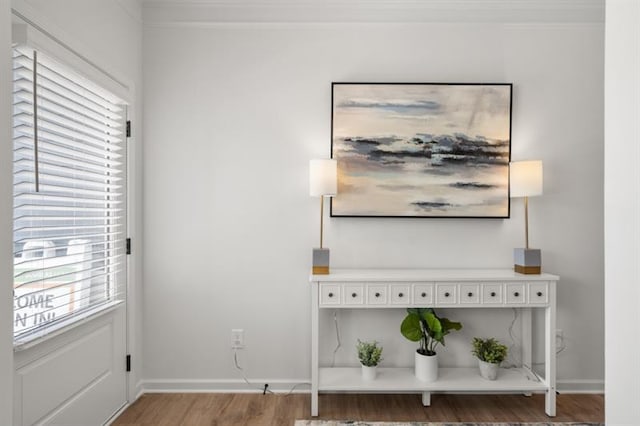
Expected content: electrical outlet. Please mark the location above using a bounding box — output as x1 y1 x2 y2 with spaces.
231 329 244 349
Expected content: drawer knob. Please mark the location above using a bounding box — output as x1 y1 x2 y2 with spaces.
490 292 496 297
398 292 404 298
467 292 473 297
514 292 520 297
537 291 543 297
444 292 450 297
352 293 357 298
375 292 380 298
421 292 427 298
328 292 334 298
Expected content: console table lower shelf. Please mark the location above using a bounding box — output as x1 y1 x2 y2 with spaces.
319 367 547 397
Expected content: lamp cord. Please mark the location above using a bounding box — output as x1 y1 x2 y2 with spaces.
331 310 342 367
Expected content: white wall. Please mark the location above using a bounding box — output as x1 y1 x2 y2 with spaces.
1 0 15 423
605 0 640 424
142 22 604 391
10 0 145 402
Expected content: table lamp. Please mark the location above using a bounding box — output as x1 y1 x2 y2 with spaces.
510 160 543 274
309 159 337 275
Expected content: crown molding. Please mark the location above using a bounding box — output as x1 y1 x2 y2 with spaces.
142 0 604 25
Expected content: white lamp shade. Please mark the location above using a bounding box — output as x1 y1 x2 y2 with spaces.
510 160 543 197
309 159 337 197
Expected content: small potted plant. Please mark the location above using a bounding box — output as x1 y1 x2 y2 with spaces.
471 337 508 380
356 339 383 380
400 308 462 382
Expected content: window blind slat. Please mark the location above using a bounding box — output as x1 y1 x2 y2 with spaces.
13 134 123 166
15 167 122 184
15 171 122 190
14 101 123 143
15 230 124 246
14 146 124 176
14 191 124 205
14 159 123 183
14 116 124 152
14 253 125 285
14 244 124 266
14 204 123 214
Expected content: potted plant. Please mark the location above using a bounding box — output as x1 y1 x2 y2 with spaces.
356 339 383 380
471 337 508 380
400 308 462 382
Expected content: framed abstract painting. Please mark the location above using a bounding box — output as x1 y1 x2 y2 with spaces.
330 82 512 218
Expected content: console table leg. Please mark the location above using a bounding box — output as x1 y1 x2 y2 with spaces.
545 389 556 417
311 283 319 416
545 284 557 417
421 392 431 406
522 307 532 397
311 391 318 417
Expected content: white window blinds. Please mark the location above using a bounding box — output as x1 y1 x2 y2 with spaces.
12 46 127 344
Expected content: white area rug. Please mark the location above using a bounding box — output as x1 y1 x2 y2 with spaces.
295 422 604 426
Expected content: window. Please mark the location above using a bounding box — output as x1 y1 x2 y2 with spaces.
12 46 127 345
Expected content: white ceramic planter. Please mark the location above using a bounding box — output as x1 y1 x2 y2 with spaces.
478 359 499 380
415 351 438 382
361 365 377 381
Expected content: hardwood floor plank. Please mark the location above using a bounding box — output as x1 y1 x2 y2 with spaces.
112 393 604 425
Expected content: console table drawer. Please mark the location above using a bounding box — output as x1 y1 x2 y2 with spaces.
529 282 549 305
482 284 503 305
320 284 341 305
367 284 388 305
460 284 480 304
413 284 434 305
436 283 457 305
390 284 411 305
505 283 526 304
344 284 364 305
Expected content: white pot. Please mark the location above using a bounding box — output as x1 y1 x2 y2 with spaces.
415 351 438 382
478 359 500 380
361 364 377 381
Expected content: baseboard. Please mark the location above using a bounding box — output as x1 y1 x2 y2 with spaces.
104 380 145 425
557 379 604 393
104 402 131 426
140 379 312 394
134 379 145 400
139 378 603 395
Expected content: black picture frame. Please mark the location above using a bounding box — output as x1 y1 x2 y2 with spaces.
330 82 512 218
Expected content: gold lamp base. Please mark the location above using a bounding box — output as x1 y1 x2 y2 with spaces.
514 264 542 275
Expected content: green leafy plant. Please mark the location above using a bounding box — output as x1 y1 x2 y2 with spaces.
356 339 383 367
400 308 462 356
471 337 508 364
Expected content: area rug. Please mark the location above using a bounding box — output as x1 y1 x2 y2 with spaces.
294 422 604 426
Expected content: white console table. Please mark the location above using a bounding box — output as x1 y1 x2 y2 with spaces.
309 269 559 417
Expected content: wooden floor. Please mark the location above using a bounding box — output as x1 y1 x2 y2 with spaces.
112 392 604 425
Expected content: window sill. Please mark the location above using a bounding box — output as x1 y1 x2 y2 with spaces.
13 300 125 352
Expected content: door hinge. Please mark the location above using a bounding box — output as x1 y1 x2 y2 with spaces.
126 120 131 138
126 238 131 255
126 354 131 372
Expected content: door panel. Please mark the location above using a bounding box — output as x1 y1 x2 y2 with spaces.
14 307 126 425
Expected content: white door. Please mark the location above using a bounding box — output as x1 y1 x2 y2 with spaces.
11 44 129 424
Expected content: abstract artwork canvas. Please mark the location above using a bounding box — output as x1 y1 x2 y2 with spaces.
331 83 512 218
